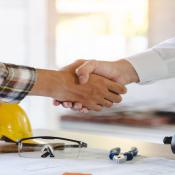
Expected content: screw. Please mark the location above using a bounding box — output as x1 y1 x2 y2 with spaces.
163 136 172 144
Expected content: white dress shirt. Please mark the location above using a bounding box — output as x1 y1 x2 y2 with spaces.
127 38 175 84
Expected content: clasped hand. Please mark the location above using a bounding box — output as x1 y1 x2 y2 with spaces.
53 60 128 112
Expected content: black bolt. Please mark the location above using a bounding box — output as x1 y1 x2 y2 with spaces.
163 136 172 144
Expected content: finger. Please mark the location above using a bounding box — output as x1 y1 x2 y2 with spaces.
75 60 97 84
108 81 127 94
87 104 103 112
62 102 73 108
72 103 83 110
98 99 113 108
61 59 85 72
53 100 60 106
79 108 89 113
105 92 122 103
71 107 79 111
94 105 103 112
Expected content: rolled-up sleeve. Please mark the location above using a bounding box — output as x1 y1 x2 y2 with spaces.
0 63 36 103
126 38 175 84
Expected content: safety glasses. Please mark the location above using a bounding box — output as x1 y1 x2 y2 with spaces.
16 136 87 159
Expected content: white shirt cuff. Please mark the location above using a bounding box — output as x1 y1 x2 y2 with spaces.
126 49 169 84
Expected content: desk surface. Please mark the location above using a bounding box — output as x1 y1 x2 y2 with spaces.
1 129 175 175
34 129 175 160
60 121 175 143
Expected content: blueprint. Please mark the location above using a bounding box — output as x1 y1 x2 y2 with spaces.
1 150 175 175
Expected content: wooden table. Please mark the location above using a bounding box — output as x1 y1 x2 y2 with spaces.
33 129 175 160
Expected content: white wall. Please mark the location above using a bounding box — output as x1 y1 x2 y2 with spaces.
0 0 59 130
147 0 175 109
23 0 58 130
120 0 175 111
149 0 175 46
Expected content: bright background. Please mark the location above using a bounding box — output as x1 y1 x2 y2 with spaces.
56 0 148 67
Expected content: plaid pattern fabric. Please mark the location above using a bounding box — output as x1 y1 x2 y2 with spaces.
0 63 36 103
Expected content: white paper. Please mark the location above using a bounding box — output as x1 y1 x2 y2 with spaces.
1 149 175 175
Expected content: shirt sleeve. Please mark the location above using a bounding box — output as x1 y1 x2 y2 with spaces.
126 38 175 84
0 63 36 103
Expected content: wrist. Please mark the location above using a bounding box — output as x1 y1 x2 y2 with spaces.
114 59 139 84
29 69 60 98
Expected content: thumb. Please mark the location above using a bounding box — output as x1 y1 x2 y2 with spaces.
75 60 97 84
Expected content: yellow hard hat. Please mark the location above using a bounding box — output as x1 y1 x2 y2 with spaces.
0 104 32 142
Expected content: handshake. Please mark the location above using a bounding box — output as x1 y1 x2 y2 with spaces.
30 59 139 113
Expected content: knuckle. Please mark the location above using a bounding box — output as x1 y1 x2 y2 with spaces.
123 87 127 94
115 95 122 103
77 67 84 75
117 86 125 94
118 85 127 94
106 102 113 108
74 59 86 66
103 101 108 107
112 85 120 93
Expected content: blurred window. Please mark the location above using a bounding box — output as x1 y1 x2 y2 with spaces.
56 0 148 67
0 0 27 65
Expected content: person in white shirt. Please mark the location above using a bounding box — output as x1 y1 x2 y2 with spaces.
54 38 175 112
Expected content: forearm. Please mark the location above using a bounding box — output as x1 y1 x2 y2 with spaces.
0 64 64 102
30 68 85 102
30 60 86 98
126 38 175 83
29 69 58 98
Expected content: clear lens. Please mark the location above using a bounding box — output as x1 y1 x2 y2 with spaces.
18 138 83 159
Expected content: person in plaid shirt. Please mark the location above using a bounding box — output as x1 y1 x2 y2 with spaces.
0 60 126 112
0 63 36 103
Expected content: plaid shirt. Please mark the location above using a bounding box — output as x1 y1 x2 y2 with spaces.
0 63 36 103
